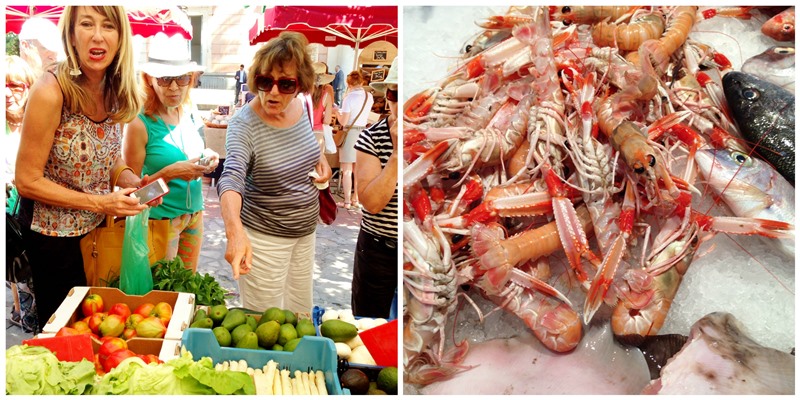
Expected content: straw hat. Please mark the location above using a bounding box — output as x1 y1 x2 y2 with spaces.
370 57 398 95
313 61 334 85
139 34 204 77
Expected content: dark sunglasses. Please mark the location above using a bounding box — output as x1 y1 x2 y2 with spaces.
6 81 28 94
155 74 192 87
254 75 298 94
385 88 398 103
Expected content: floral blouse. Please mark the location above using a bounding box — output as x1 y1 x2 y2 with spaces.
31 109 120 237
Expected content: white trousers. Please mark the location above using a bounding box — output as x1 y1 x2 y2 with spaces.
239 227 315 313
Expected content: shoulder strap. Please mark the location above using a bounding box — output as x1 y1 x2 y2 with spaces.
342 94 369 133
303 94 314 127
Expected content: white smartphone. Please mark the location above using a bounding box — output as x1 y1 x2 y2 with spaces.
131 178 170 205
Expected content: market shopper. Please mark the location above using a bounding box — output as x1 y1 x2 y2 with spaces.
218 31 332 313
5 55 39 333
18 16 64 78
14 6 146 329
351 58 399 318
123 34 219 273
333 71 374 210
332 65 345 106
311 62 335 153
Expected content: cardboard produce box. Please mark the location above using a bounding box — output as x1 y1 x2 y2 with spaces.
42 287 195 343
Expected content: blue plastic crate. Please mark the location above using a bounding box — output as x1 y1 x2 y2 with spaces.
181 328 346 395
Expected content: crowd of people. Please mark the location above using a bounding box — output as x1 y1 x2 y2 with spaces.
5 6 399 333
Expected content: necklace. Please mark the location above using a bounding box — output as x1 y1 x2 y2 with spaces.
159 110 193 209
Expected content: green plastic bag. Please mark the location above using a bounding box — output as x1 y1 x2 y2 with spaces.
120 207 154 295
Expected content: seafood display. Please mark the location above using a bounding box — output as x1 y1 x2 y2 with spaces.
403 6 795 394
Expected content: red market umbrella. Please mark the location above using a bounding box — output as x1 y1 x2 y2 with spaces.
5 5 193 39
248 6 397 70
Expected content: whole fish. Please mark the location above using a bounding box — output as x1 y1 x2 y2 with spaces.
722 71 795 184
761 6 794 42
741 46 795 92
641 312 795 395
694 148 795 257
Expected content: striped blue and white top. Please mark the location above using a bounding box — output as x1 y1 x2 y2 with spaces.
217 104 320 238
354 118 398 239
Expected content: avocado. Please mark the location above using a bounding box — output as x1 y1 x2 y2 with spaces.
283 337 302 352
236 331 259 349
221 309 247 331
277 323 298 346
246 315 258 331
212 326 231 347
231 323 254 346
376 367 398 394
193 308 208 323
260 307 285 325
283 309 298 326
320 319 358 342
340 368 369 395
255 320 280 348
190 317 214 329
209 305 228 326
295 319 317 338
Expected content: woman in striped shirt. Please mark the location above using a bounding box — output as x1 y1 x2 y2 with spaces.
351 58 400 318
218 32 332 313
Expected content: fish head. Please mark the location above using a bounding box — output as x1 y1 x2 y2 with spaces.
694 148 776 217
722 72 768 122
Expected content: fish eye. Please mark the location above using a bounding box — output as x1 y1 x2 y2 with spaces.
730 151 752 167
561 6 571 13
742 88 760 101
783 24 792 32
464 44 473 53
776 47 793 54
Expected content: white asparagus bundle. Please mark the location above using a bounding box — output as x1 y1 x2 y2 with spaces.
213 359 330 395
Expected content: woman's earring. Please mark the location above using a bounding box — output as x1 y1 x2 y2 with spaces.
69 66 82 76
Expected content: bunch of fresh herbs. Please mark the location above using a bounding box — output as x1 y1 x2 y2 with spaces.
150 257 227 306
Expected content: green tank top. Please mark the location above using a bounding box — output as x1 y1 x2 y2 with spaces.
139 112 205 219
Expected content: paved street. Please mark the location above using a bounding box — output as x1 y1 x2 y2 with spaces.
6 178 361 347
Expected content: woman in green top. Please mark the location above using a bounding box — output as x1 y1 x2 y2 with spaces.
123 35 218 272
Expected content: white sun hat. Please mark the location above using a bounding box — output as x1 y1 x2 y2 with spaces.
140 34 204 77
369 57 398 95
19 17 64 57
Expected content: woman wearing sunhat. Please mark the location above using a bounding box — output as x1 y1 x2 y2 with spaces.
123 34 219 272
311 62 335 153
350 58 399 318
15 6 146 329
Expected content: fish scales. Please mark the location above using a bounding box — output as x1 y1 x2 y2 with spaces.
722 71 795 185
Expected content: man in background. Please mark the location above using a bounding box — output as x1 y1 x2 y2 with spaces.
18 17 64 77
332 65 345 106
234 64 247 104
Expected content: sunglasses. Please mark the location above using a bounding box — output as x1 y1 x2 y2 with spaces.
155 74 192 87
6 81 28 94
385 88 398 103
254 75 298 94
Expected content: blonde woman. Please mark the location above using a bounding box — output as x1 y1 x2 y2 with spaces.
15 6 146 328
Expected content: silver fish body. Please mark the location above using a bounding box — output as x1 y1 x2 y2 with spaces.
741 46 795 92
695 148 795 256
722 71 795 185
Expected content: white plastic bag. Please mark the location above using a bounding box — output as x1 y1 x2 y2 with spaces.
322 124 337 154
